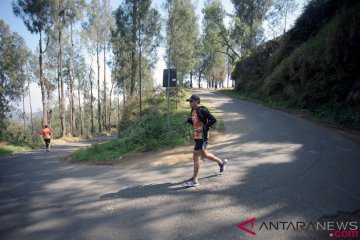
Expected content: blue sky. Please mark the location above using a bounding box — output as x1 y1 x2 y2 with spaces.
0 0 39 50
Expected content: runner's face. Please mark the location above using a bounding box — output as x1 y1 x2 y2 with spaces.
190 99 199 108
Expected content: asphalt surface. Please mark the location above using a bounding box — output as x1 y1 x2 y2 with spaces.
0 90 359 240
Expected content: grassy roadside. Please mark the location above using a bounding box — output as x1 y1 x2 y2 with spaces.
72 91 193 163
0 134 99 158
0 142 32 157
220 89 360 132
71 90 224 164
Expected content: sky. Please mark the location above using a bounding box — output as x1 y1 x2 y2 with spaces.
0 0 303 113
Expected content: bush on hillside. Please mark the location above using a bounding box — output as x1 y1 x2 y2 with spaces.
232 39 280 96
261 4 360 106
231 0 360 129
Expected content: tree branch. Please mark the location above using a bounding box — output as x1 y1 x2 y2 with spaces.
216 20 241 59
41 27 52 54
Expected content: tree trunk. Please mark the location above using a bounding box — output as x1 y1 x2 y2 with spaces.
69 62 75 136
284 1 288 34
47 109 52 128
22 76 26 139
226 52 230 88
96 41 102 133
103 41 107 130
109 81 113 128
138 18 142 118
190 71 193 88
90 66 95 134
117 96 120 130
70 22 76 136
78 86 83 136
130 2 137 97
83 91 86 134
249 3 255 52
198 70 201 88
39 31 48 126
123 88 126 106
59 29 66 137
57 53 61 120
27 74 34 139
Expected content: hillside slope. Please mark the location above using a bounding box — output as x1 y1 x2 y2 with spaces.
231 0 360 129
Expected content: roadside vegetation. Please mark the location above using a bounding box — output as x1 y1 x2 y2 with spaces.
0 120 42 156
73 90 194 163
0 132 89 157
73 89 224 163
221 90 360 131
231 0 360 130
0 142 31 157
0 120 91 157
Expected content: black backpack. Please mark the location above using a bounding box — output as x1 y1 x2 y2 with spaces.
190 106 217 128
194 106 208 123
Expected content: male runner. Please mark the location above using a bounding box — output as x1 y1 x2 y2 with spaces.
40 125 53 152
183 94 228 186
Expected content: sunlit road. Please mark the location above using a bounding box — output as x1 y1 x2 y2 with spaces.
1 90 359 240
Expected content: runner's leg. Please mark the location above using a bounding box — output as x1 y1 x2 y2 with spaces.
193 150 201 179
201 151 223 165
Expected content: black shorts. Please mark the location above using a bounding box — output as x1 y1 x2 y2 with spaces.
194 139 207 151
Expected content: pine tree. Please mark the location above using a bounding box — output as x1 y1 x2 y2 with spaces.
13 0 53 126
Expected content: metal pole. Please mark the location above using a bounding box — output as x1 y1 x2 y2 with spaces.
167 71 170 129
167 0 172 130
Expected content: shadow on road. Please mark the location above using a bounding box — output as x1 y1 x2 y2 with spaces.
1 91 360 240
100 182 187 199
99 174 220 200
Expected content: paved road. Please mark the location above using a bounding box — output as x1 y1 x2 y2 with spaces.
0 90 359 240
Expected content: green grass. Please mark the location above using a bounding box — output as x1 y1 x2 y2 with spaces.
73 92 194 163
220 89 258 102
220 89 298 111
311 105 360 130
220 89 360 131
0 143 31 157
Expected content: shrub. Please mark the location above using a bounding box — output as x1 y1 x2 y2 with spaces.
231 1 360 129
74 93 193 162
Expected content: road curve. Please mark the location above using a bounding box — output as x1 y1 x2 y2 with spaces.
0 90 359 240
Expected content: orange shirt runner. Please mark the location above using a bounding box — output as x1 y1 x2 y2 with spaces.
40 128 52 139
